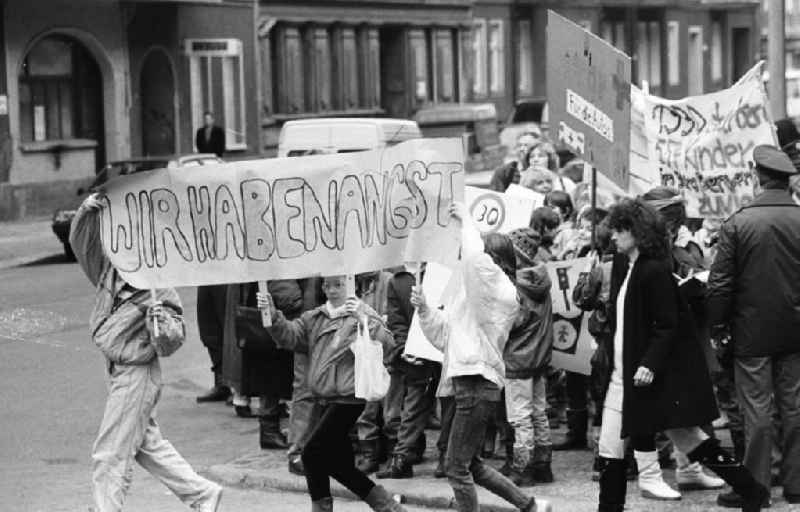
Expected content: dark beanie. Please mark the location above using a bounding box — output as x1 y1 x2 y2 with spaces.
776 118 800 148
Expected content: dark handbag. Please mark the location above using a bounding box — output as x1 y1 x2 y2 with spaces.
235 284 279 354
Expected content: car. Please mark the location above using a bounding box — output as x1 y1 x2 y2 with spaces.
53 153 223 260
277 118 422 157
498 98 549 157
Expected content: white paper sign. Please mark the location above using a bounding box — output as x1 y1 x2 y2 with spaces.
403 262 452 362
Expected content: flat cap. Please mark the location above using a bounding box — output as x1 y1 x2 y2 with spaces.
753 144 798 175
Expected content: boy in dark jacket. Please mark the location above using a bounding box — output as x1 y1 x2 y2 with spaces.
376 265 439 479
505 228 555 486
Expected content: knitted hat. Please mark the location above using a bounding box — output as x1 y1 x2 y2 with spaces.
508 227 542 268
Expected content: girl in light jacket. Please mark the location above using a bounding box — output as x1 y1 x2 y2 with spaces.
411 202 552 512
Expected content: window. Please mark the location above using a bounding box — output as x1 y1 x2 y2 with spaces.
600 20 626 52
517 19 533 96
634 21 662 89
435 30 455 102
409 29 430 102
488 20 505 96
333 27 359 110
19 35 101 143
667 21 680 86
472 19 487 97
185 38 246 150
711 21 723 82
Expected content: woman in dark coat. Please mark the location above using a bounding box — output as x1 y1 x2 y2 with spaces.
596 198 768 512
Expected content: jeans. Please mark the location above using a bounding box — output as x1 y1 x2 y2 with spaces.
445 376 532 512
92 361 216 512
438 396 456 455
735 352 800 494
357 370 404 444
302 402 376 501
505 376 552 468
394 363 436 458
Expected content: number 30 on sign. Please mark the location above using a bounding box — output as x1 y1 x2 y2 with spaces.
470 193 506 233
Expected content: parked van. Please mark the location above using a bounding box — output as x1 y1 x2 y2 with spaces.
277 118 422 157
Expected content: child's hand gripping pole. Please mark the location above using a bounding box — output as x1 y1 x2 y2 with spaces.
257 281 272 327
150 289 161 338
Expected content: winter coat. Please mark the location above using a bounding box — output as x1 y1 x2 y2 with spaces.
504 265 553 379
419 219 519 396
609 253 718 438
268 302 394 402
231 280 302 398
70 199 185 366
707 189 800 357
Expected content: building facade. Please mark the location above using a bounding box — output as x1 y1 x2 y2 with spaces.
0 0 760 221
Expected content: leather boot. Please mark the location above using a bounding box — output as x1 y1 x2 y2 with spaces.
553 409 589 451
376 454 413 479
196 374 231 403
364 484 407 512
598 457 627 512
532 445 554 483
357 440 381 474
635 450 681 500
311 497 333 512
259 415 289 449
688 438 770 512
434 451 446 478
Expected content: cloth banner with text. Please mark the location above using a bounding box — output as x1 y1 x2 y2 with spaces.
98 139 464 289
546 257 595 376
639 62 777 218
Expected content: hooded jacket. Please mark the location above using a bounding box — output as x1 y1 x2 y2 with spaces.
268 302 394 402
69 198 184 365
419 218 519 396
504 265 553 379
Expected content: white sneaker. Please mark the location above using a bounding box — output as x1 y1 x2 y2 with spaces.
635 450 682 501
531 498 552 512
193 484 223 512
676 462 725 490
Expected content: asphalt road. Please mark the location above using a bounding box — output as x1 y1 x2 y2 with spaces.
0 255 439 512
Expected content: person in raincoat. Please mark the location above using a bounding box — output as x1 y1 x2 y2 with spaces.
70 193 222 512
411 202 552 512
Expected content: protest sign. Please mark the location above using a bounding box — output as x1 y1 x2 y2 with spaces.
403 262 452 362
505 184 546 209
547 10 631 190
98 139 464 288
640 62 777 218
546 257 595 375
466 186 535 234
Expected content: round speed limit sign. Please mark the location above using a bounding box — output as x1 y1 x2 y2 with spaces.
470 194 506 233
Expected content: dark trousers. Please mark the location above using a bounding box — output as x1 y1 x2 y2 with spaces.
445 376 531 512
438 396 456 455
395 362 437 458
196 285 228 375
302 402 376 501
735 353 800 495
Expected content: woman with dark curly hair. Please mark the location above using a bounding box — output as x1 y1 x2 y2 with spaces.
596 198 767 512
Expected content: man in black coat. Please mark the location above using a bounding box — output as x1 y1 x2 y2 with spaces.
708 145 800 505
195 111 225 157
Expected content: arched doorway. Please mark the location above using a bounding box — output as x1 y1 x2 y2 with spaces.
140 49 176 156
19 34 105 166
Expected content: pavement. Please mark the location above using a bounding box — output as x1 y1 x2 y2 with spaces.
1 216 799 511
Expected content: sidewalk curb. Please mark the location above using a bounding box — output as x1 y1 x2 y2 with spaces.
0 250 62 271
203 464 520 511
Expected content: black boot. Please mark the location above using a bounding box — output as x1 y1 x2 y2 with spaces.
357 440 381 474
553 409 589 451
434 451 446 478
598 457 627 512
376 454 413 479
196 374 231 403
532 446 554 483
688 438 770 512
259 415 289 449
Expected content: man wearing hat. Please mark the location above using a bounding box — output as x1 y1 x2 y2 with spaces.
708 145 800 506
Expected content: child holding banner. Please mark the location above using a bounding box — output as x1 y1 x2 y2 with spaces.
411 202 552 512
596 198 767 512
258 276 406 512
70 193 223 512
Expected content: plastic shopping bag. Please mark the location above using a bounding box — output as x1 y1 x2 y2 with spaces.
351 315 390 401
